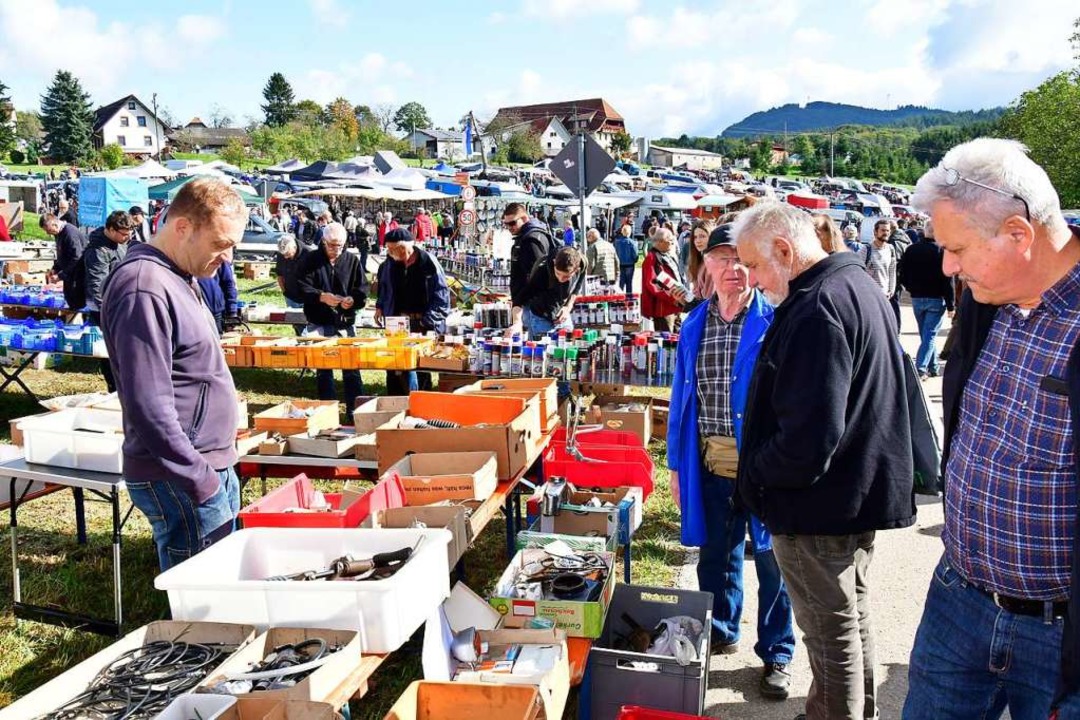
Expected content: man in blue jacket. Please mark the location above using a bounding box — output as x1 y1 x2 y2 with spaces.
196 260 238 334
668 224 796 700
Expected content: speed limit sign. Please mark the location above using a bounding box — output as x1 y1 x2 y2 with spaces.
461 185 477 202
459 209 476 226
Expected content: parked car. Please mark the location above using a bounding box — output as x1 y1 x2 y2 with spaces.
235 214 284 261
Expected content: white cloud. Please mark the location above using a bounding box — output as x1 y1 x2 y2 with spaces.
309 0 347 25
302 53 414 105
627 2 799 49
523 0 639 20
177 14 226 44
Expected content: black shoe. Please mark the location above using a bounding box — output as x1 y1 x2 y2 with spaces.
760 662 791 700
793 715 807 720
711 639 740 655
928 367 940 378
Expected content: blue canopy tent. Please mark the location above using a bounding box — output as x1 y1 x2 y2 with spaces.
78 176 149 228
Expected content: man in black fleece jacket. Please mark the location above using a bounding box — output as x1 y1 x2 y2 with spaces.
733 201 914 720
898 222 954 378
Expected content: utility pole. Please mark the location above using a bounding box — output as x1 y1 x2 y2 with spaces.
152 92 162 162
829 130 835 177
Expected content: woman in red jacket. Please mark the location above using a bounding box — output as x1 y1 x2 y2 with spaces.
641 226 688 332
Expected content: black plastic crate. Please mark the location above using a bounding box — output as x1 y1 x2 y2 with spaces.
587 584 713 720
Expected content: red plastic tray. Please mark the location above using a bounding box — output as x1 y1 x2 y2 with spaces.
552 427 642 448
238 473 405 529
542 445 654 500
617 706 710 720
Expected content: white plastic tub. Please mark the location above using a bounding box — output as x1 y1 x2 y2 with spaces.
155 693 236 720
154 527 452 653
20 407 124 473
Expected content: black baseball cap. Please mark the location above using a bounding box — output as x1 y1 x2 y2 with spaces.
705 224 736 252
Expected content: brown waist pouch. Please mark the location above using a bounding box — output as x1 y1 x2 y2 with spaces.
703 435 739 478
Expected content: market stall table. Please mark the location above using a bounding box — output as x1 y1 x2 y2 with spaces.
2 456 131 636
236 453 377 494
0 349 106 401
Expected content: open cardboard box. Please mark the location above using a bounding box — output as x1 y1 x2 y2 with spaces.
454 378 558 434
384 681 541 720
255 400 340 436
288 427 363 458
592 395 654 446
530 486 643 545
489 549 617 639
381 452 498 504
237 429 269 456
219 698 342 720
377 393 540 480
366 505 471 569
1 621 257 720
199 627 362 704
422 583 569 720
352 396 409 434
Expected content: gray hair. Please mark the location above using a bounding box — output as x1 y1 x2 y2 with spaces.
585 228 600 243
731 200 820 262
652 227 675 245
325 222 347 243
912 138 1066 238
277 233 297 254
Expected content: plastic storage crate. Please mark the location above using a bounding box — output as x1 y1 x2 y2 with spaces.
353 344 419 370
238 473 405 529
252 342 307 368
616 707 709 720
154 527 452 652
156 694 237 720
587 584 713 720
543 445 655 500
20 407 125 473
552 427 642 448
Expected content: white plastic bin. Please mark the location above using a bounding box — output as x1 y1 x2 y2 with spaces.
154 527 452 653
155 694 236 720
20 407 124 473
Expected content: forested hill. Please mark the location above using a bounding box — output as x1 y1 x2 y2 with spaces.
722 101 1004 137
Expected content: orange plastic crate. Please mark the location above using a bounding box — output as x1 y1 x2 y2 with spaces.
306 343 348 369
222 345 254 368
251 343 306 368
354 345 420 370
386 336 436 354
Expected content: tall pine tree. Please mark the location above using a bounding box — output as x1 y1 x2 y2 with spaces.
40 70 94 164
0 79 17 159
261 72 296 127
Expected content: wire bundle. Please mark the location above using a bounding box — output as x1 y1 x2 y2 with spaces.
42 641 231 720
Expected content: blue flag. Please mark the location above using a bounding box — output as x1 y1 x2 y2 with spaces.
464 118 473 156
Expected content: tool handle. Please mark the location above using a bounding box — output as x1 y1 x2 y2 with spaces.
372 546 413 568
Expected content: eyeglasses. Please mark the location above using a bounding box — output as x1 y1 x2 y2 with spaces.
706 254 742 267
942 167 1030 222
502 218 522 228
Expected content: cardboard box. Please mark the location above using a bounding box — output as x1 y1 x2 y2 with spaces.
455 379 558 433
237 430 269 456
532 486 643 545
515 521 615 553
651 397 669 442
382 452 498 504
352 396 409 434
200 627 362 704
367 505 471 569
243 262 273 280
259 438 289 455
385 682 541 720
593 395 653 446
220 699 341 720
489 549 617 639
1 621 256 720
422 583 569 720
377 393 539 480
287 427 363 458
254 400 340 436
353 432 379 461
417 351 470 372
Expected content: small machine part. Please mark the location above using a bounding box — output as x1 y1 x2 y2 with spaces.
541 477 572 517
266 547 414 582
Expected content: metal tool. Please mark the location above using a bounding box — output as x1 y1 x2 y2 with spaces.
541 476 572 517
266 546 414 582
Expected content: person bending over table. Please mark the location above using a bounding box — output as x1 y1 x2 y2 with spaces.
375 227 450 395
508 246 586 338
101 177 246 571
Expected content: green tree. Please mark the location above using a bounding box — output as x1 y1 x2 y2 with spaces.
293 99 326 127
15 109 42 146
261 72 296 127
99 143 124 169
609 130 632 156
221 138 248 168
1000 70 1080 208
393 101 431 133
40 69 95 164
506 129 542 163
0 80 17 158
354 104 373 126
9 149 23 163
750 141 772 172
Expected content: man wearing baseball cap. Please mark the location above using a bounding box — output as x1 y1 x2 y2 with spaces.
667 223 796 699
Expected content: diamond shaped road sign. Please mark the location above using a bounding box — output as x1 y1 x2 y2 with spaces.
551 134 616 199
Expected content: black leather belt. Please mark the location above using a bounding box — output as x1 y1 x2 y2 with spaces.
979 587 1068 619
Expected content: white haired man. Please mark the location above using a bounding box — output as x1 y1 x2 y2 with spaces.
732 201 915 720
904 139 1080 718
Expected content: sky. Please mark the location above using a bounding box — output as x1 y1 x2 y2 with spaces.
0 0 1075 138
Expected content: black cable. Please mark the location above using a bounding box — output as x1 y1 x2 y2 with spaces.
39 641 233 720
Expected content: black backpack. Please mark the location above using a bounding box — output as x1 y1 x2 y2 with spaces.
63 254 87 310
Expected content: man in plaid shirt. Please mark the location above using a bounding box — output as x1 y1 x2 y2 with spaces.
905 139 1080 718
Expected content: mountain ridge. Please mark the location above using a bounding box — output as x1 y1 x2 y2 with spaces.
722 101 1005 137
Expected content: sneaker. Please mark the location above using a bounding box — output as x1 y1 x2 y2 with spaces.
711 639 740 655
928 367 940 378
760 662 792 700
918 370 928 380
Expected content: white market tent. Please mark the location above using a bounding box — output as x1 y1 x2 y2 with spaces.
288 187 452 202
695 194 744 208
92 159 177 181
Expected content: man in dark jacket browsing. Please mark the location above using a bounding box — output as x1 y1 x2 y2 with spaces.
41 212 87 284
732 201 914 720
101 177 246 571
903 140 1080 718
196 261 238 334
375 227 450 394
504 202 556 317
84 210 133 391
897 221 954 379
298 221 368 406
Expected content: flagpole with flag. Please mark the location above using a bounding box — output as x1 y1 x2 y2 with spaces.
464 117 473 157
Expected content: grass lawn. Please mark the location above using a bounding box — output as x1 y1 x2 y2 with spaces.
0 280 682 718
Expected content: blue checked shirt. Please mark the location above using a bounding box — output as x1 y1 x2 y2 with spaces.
696 298 746 439
944 261 1080 600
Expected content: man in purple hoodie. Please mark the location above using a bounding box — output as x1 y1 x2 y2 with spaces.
101 177 247 571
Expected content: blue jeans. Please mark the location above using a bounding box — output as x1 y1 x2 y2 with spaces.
904 556 1080 719
619 265 635 293
698 471 796 664
522 306 571 338
911 297 946 374
126 467 240 571
304 324 363 406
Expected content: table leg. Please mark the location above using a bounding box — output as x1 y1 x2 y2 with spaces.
10 478 20 605
73 487 87 545
623 542 631 584
0 352 38 400
112 489 123 630
503 489 516 559
260 467 267 497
